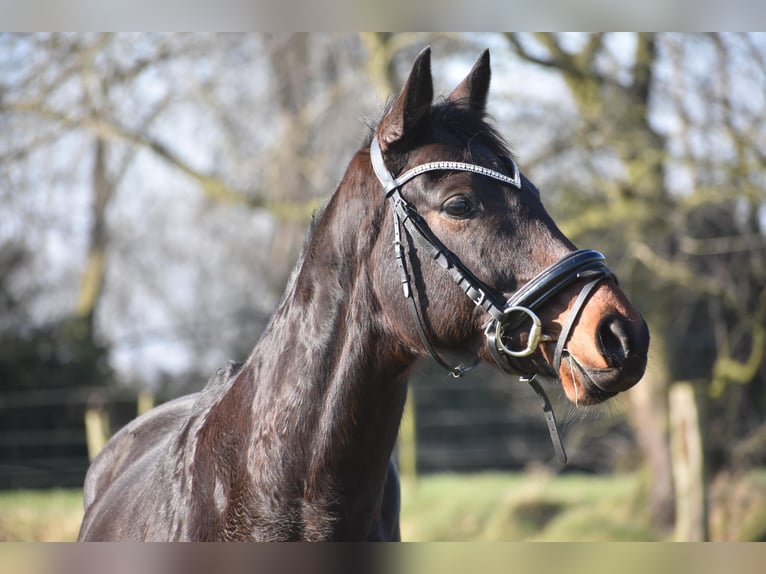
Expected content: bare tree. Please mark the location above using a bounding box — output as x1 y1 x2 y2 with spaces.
0 33 420 387
0 34 343 386
504 32 766 535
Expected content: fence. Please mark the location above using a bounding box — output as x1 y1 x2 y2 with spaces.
0 365 636 489
0 385 142 489
408 364 636 474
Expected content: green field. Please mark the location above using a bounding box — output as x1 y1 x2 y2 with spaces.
400 471 657 541
2 470 765 541
0 488 84 542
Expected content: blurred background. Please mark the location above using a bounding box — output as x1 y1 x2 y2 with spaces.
0 32 764 541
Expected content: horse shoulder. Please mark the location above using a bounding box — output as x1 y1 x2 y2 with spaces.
78 393 199 539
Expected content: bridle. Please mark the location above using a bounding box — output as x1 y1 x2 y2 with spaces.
370 136 614 463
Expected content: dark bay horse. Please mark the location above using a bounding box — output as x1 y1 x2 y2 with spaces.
78 48 649 541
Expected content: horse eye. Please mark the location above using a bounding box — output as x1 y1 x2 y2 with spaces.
442 196 473 218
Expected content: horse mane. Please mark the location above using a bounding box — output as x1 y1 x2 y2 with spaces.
282 203 329 298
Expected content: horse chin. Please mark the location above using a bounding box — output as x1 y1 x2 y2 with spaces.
558 355 619 406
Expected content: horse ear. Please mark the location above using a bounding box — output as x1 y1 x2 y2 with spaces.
377 47 433 151
447 49 491 114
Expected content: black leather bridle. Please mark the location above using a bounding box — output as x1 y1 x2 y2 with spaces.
370 136 615 463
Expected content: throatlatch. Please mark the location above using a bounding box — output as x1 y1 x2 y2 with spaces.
370 136 614 464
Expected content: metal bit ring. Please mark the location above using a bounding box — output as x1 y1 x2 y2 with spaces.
495 306 543 357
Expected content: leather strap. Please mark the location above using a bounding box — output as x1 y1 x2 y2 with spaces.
525 375 567 464
388 190 507 322
393 210 472 377
552 274 608 375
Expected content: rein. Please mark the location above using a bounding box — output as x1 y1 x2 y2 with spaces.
370 136 614 464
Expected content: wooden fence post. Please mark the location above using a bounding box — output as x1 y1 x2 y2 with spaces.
137 390 155 416
669 381 709 541
84 394 111 461
398 386 418 488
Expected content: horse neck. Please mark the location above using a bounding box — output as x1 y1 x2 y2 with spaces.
205 161 413 538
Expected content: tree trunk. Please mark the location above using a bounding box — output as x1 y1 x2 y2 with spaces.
669 381 709 541
75 138 112 334
627 334 675 531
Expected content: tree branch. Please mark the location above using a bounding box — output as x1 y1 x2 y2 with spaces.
711 286 766 396
504 33 561 71
583 33 606 68
631 33 657 103
2 100 320 220
629 241 734 303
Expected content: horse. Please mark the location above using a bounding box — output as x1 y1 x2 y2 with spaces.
78 48 649 541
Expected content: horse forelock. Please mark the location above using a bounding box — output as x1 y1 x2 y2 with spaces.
430 98 515 161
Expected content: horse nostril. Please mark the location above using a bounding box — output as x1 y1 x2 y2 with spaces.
597 315 632 367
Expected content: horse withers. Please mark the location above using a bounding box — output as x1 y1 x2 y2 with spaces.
78 48 649 541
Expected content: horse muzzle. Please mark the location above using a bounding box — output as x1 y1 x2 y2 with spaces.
486 249 649 405
566 311 649 400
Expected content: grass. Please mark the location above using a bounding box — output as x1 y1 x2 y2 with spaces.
2 470 765 541
400 471 658 541
0 489 83 541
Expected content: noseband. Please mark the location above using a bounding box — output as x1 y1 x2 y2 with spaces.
370 137 614 463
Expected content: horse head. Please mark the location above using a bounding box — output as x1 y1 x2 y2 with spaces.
369 47 649 408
